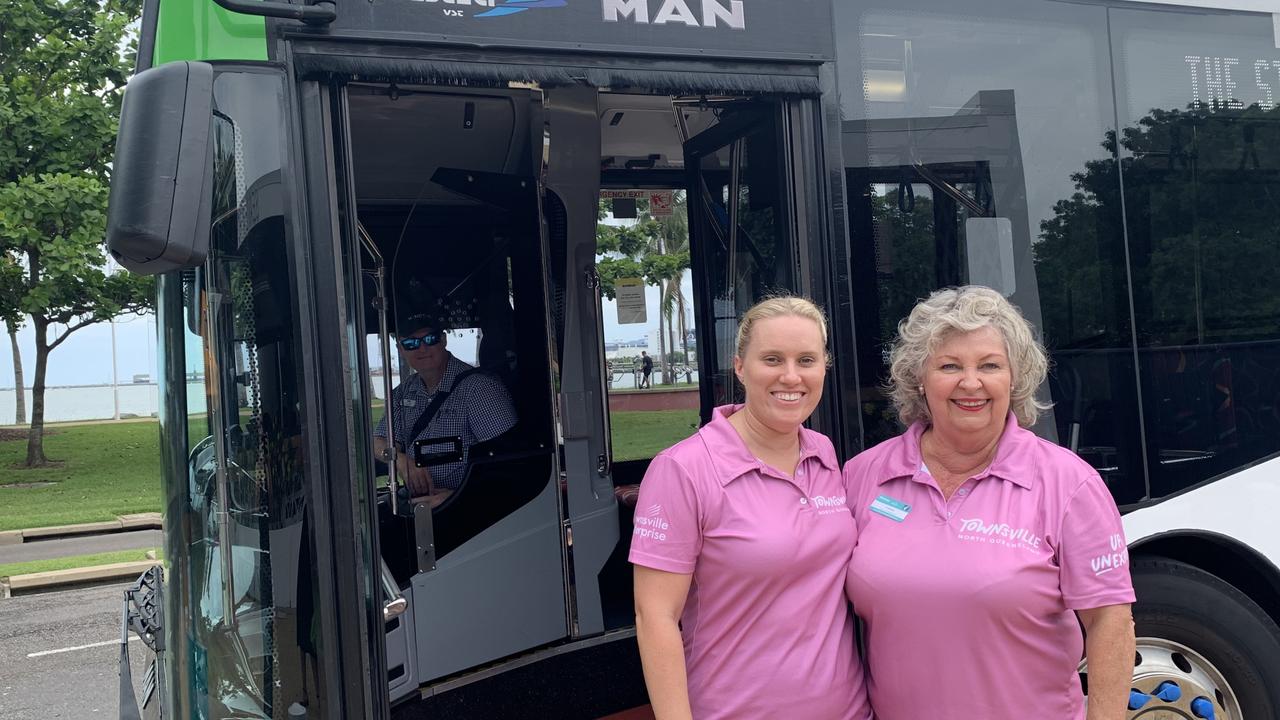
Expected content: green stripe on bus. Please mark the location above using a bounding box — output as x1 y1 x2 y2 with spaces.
154 0 269 64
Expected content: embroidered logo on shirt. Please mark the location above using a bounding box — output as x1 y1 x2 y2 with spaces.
634 504 670 542
1090 533 1129 576
956 518 1042 551
869 494 910 522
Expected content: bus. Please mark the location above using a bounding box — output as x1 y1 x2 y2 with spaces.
105 0 1280 717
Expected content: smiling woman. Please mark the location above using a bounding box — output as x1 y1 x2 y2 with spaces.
843 285 1136 720
630 296 871 720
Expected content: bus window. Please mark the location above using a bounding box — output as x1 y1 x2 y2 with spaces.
1110 8 1280 498
836 0 1147 504
182 70 326 718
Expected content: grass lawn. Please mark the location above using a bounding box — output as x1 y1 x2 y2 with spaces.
610 409 700 462
0 408 698 532
0 547 160 578
608 381 699 395
0 421 161 531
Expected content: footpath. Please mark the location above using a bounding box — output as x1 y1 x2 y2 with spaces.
0 513 163 598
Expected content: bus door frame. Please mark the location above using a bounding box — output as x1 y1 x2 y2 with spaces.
542 84 619 640
682 95 846 442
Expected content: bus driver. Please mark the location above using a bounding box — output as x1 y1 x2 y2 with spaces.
373 310 517 506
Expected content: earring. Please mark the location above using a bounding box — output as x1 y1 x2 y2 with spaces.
917 385 924 394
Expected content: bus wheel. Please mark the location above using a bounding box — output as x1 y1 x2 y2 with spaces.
1089 556 1280 719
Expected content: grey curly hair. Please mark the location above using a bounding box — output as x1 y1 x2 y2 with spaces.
888 286 1050 427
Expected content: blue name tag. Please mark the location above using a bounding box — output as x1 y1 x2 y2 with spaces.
869 494 911 522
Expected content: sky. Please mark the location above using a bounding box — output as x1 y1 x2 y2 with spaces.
0 272 694 389
600 272 695 345
0 313 157 389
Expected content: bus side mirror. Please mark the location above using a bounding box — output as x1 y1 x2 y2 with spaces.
107 61 215 275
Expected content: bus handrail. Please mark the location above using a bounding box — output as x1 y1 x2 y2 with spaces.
358 222 401 516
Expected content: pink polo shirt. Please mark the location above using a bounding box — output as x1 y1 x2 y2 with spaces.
629 404 871 720
843 414 1135 720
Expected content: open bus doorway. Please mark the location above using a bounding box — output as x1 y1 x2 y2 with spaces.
338 80 814 711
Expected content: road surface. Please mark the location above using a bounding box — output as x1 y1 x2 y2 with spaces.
0 582 148 719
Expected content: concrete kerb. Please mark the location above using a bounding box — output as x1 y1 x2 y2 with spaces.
1 512 163 544
1 560 161 598
0 513 164 597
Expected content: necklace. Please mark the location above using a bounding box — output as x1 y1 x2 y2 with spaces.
921 432 996 495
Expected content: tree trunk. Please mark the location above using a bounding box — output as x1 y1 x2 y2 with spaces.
666 288 677 384
657 294 669 385
24 318 50 466
9 325 25 425
677 291 691 383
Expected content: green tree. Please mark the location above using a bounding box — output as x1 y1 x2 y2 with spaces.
0 0 148 465
0 175 152 465
597 194 692 385
1034 104 1280 350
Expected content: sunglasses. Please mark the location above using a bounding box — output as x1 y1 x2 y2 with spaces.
399 333 442 351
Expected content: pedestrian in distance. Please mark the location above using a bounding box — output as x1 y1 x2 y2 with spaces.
630 296 872 720
640 350 654 389
843 285 1136 720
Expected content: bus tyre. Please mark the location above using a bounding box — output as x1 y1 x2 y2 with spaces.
1128 556 1280 719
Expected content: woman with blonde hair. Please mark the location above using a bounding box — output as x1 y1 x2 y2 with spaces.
631 296 871 720
844 285 1135 720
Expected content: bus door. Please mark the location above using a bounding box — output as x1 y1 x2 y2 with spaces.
336 76 831 704
683 102 802 425
591 92 828 635
339 83 570 692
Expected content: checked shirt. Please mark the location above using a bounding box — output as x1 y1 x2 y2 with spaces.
374 354 517 491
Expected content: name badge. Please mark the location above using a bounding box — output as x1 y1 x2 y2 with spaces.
402 398 417 407
870 494 911 522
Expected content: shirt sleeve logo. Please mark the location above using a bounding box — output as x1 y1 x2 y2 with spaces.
1090 533 1129 576
633 503 670 542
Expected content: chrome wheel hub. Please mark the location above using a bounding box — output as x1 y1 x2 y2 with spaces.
1079 637 1241 719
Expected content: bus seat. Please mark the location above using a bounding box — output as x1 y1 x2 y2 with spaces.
431 429 553 558
613 484 640 508
610 458 650 509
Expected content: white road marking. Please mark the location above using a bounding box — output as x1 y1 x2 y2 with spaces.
27 636 139 658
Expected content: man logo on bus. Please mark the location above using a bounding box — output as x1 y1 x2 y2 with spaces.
603 0 745 29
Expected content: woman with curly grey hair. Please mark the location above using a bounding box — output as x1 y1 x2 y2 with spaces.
842 285 1136 720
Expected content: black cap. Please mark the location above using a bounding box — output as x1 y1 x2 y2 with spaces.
396 310 445 336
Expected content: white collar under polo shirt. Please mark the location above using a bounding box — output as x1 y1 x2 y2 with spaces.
629 404 871 720
843 413 1135 720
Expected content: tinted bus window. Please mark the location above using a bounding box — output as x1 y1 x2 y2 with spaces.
1111 7 1280 497
835 0 1146 503
182 71 329 717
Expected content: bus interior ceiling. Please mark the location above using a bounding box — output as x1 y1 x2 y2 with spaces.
344 82 730 622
